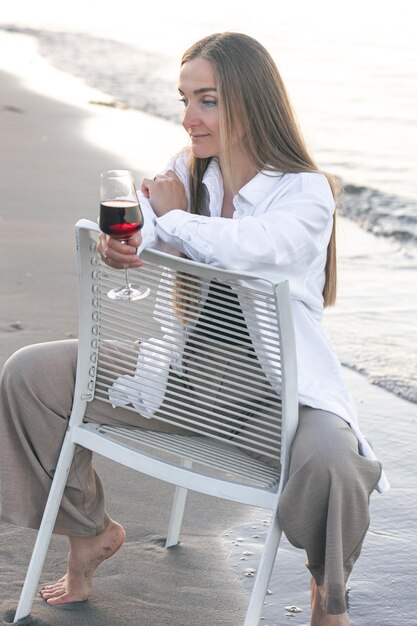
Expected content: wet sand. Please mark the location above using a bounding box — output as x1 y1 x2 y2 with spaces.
0 69 251 626
1 54 417 626
226 367 417 625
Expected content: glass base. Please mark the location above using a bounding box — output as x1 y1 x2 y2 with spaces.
107 285 150 301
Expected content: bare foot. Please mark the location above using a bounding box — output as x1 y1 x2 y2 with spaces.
40 519 126 605
310 578 350 626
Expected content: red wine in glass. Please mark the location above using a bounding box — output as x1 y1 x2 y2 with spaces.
99 171 150 301
99 200 143 238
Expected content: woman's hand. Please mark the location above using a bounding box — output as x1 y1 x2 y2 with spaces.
97 231 144 269
141 169 187 217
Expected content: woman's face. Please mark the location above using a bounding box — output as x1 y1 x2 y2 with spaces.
178 57 221 159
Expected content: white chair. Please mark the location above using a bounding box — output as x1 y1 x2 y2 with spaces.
13 219 299 625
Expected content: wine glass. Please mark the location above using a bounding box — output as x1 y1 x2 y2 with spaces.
99 169 150 301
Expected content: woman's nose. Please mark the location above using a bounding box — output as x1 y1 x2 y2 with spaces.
182 104 199 130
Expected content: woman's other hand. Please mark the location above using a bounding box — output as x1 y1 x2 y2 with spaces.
141 170 187 217
97 231 144 269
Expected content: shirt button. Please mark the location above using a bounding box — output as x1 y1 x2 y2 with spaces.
186 235 192 241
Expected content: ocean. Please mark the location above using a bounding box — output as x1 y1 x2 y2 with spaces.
1 0 416 404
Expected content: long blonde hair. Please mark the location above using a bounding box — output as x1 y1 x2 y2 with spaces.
181 32 339 306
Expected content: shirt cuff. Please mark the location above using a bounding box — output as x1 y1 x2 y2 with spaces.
156 210 195 238
137 195 157 254
156 210 213 263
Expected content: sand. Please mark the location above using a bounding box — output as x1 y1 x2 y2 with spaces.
0 69 251 626
1 44 417 626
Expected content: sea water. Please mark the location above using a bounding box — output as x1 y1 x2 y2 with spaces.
1 0 416 404
1 5 416 624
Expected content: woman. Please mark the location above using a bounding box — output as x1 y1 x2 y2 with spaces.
0 33 386 625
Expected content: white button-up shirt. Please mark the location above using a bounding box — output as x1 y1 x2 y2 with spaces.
136 152 388 492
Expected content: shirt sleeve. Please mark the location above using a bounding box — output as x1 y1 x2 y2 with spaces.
136 192 157 253
155 174 335 280
136 151 190 256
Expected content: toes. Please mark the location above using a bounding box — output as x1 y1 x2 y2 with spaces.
41 575 67 592
45 575 66 585
47 592 88 605
41 584 88 604
41 585 66 599
39 573 90 605
40 576 68 599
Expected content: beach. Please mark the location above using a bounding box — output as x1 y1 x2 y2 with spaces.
0 68 251 626
1 30 417 626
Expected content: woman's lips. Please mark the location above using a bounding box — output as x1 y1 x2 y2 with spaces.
190 134 210 142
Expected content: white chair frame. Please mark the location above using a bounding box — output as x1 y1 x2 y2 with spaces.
13 219 299 625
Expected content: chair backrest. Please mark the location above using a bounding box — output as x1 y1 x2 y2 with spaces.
75 220 298 482
10 221 300 626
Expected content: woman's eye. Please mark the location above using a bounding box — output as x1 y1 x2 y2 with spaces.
178 97 216 108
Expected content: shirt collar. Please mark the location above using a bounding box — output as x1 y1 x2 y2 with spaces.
236 170 285 209
202 160 285 216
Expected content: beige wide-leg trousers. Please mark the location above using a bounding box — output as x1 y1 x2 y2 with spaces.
0 340 381 614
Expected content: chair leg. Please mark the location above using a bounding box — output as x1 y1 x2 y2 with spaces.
243 512 282 626
165 458 192 548
13 433 77 623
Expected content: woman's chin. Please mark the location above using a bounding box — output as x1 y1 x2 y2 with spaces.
189 145 217 160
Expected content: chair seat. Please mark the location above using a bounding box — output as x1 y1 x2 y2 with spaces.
79 422 280 488
12 221 298 625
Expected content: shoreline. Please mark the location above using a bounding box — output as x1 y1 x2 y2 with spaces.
0 68 251 626
2 28 416 406
226 366 417 625
1 30 417 626
0 30 185 177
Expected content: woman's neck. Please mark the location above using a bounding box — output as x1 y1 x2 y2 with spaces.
221 188 235 218
220 151 257 218
222 153 257 189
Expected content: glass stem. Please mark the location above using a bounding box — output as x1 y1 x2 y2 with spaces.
120 239 132 292
124 267 132 291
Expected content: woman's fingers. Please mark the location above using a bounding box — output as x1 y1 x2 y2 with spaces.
163 169 181 181
97 232 143 269
97 232 107 257
140 179 151 197
140 172 187 216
